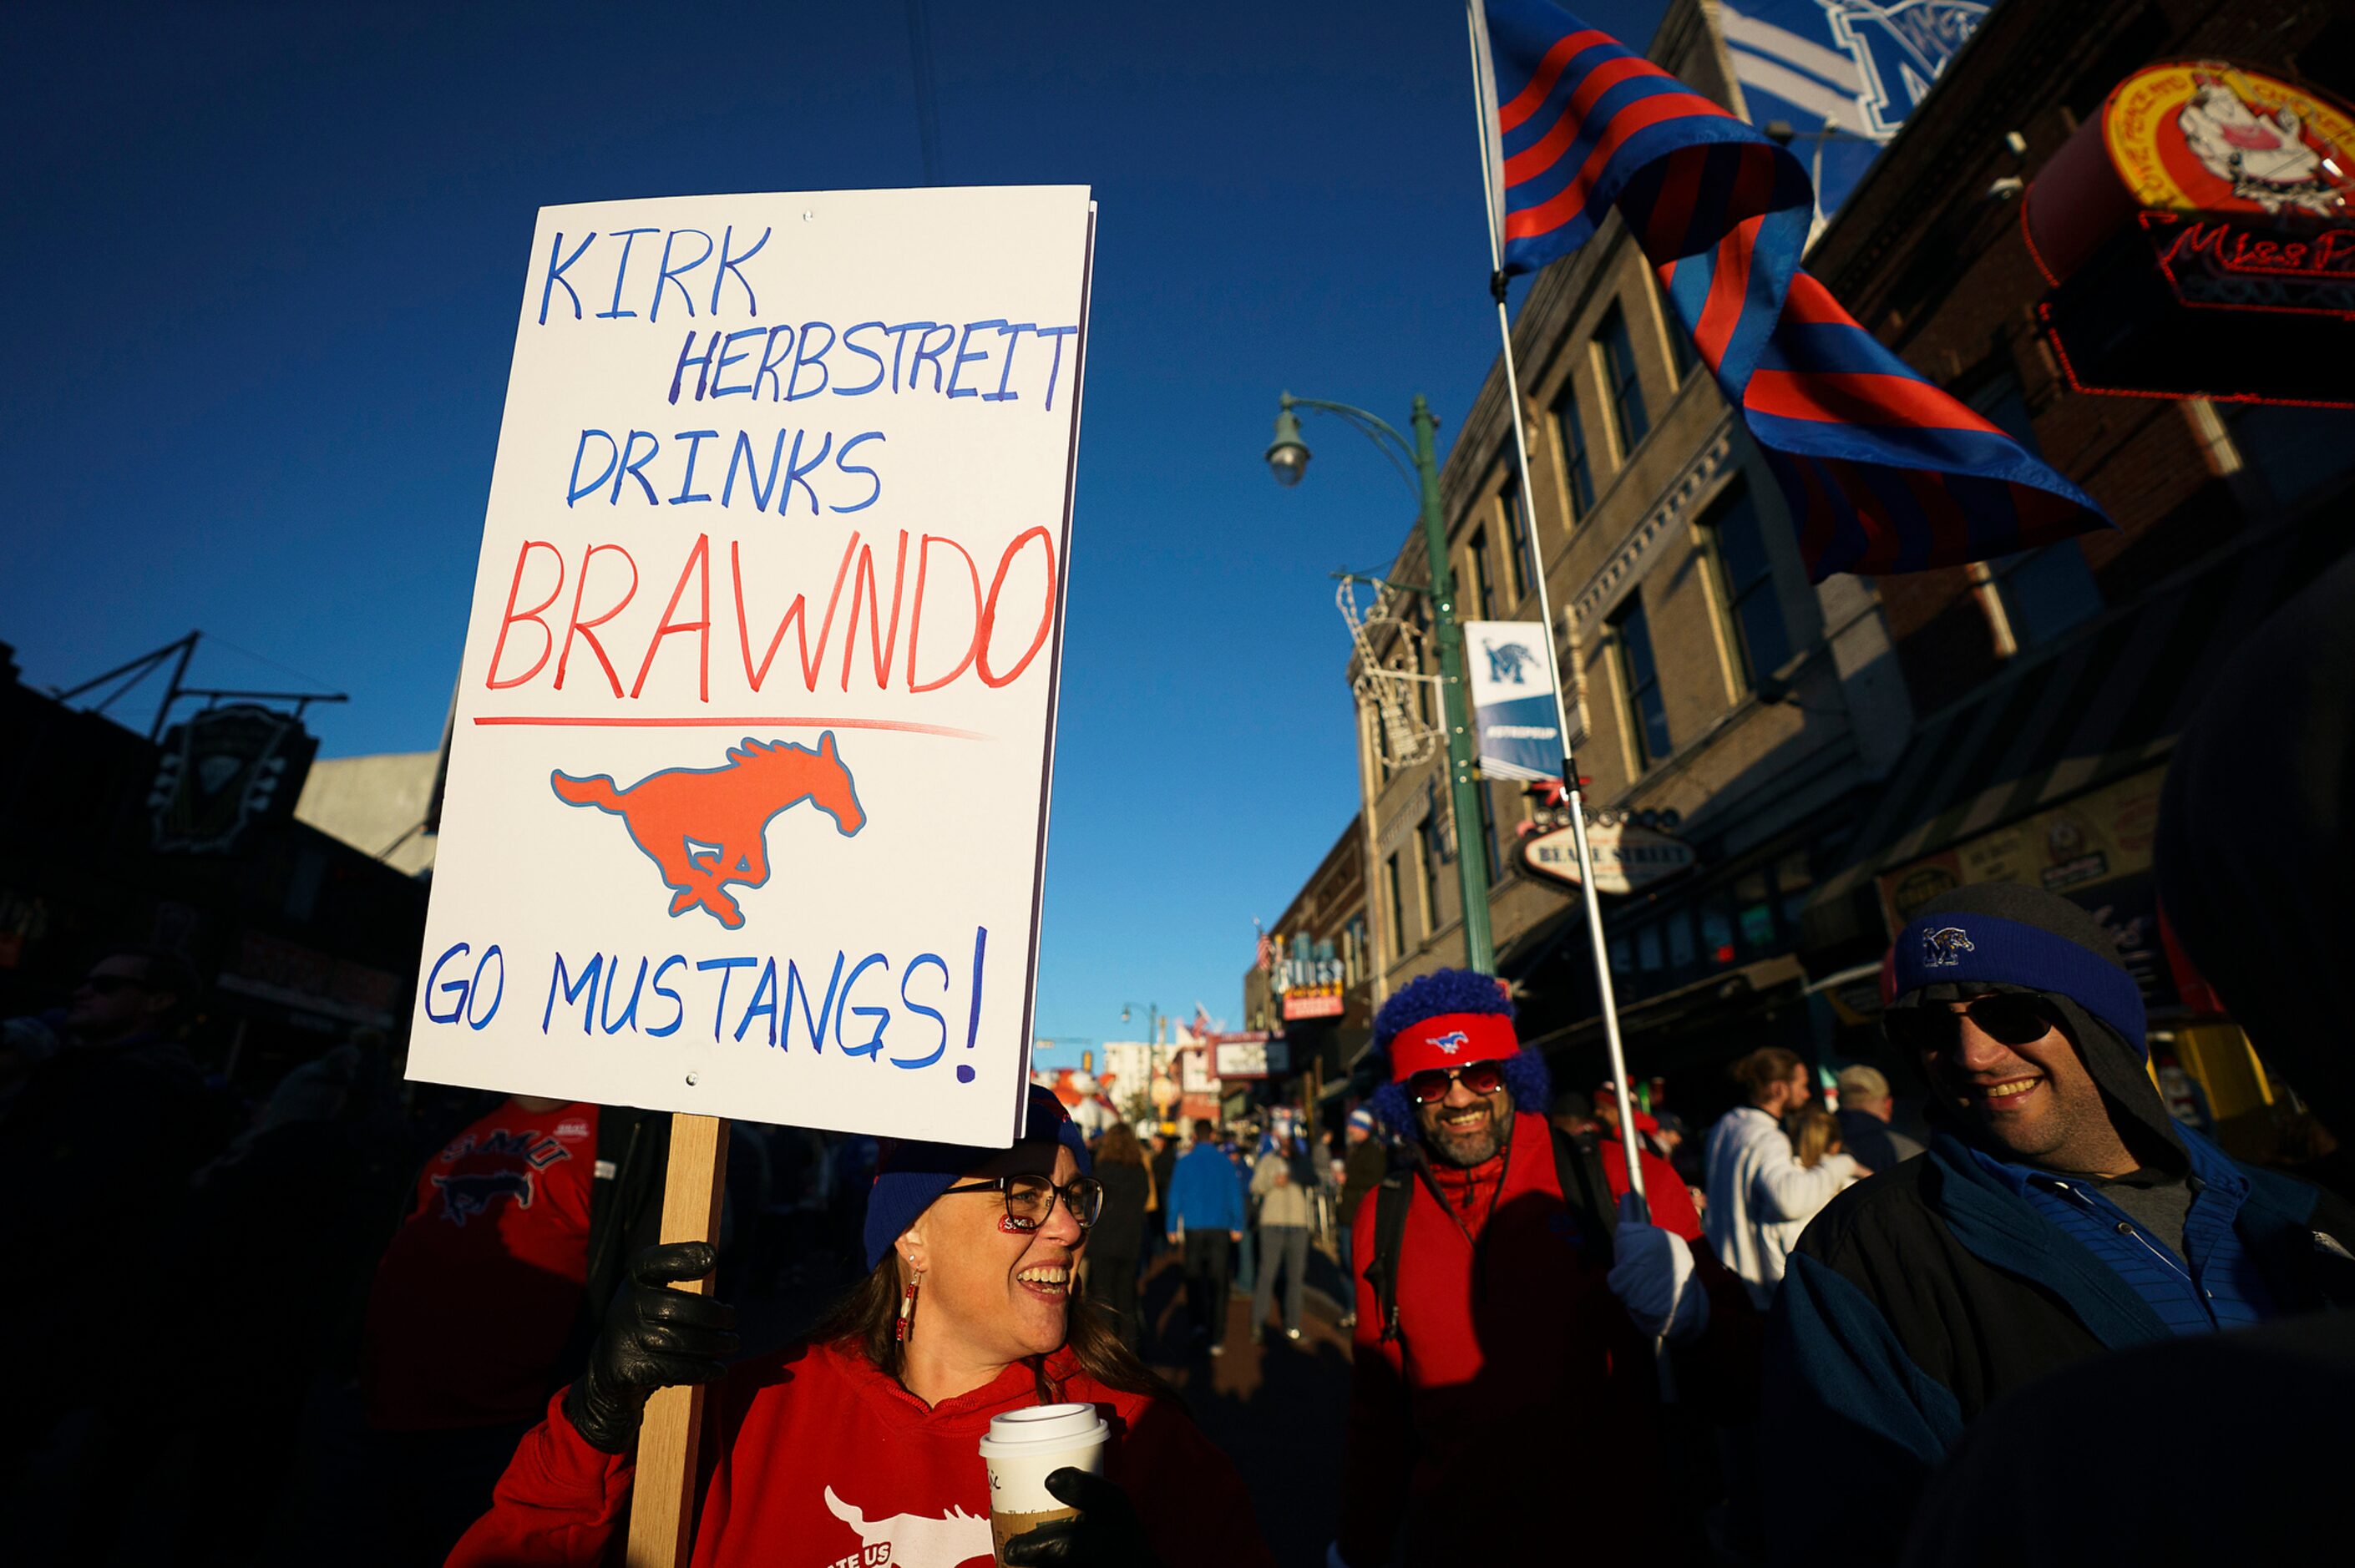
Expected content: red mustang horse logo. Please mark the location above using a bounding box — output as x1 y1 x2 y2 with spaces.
550 732 865 929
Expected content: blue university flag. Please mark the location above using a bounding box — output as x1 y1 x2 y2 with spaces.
1466 0 2106 580
1462 620 1562 781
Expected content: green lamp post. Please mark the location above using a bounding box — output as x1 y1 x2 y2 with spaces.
1266 391 1496 974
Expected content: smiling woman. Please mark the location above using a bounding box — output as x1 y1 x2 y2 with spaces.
450 1085 1274 1568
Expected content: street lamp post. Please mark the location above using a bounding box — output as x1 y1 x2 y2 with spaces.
1267 392 1496 974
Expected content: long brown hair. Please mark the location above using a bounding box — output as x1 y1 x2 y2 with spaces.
1094 1122 1146 1167
1790 1105 1841 1169
806 1253 1180 1405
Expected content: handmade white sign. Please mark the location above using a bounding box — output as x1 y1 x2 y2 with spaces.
408 187 1096 1147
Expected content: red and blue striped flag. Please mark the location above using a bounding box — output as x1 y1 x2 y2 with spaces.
1469 0 2109 579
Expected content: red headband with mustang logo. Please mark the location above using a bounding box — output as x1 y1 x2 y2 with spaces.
1387 1012 1520 1081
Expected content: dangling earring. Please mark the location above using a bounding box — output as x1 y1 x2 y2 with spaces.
897 1262 922 1343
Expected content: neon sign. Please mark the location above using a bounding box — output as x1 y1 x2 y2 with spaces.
2146 213 2355 315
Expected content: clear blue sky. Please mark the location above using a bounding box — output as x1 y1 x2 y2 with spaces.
1 0 1659 1065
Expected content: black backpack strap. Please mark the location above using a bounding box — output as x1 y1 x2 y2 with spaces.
1370 1171 1413 1344
1548 1123 1619 1270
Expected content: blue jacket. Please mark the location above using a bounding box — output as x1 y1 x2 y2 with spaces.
1162 1143 1245 1237
1760 1128 2355 1566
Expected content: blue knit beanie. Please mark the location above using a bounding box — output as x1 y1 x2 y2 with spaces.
861 1085 1091 1271
1890 888 2146 1052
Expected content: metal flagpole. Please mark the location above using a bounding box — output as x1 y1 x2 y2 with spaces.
1464 0 1646 1214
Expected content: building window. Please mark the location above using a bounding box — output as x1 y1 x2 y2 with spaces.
1594 304 1650 458
1699 894 1737 967
1702 482 1792 690
1467 527 1497 620
1502 478 1534 599
1665 907 1697 975
1416 816 1445 933
1648 267 1699 388
1385 852 1409 948
1608 595 1672 771
1989 546 2102 652
1961 377 2103 657
2222 402 2355 511
1554 377 1597 523
1666 311 1699 385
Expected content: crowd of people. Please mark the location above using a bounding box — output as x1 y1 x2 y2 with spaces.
4 557 2352 1565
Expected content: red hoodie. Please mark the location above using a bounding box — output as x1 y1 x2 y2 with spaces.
451 1338 1273 1568
1337 1111 1746 1566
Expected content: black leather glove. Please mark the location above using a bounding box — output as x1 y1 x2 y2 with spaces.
560 1241 738 1454
1000 1467 1164 1567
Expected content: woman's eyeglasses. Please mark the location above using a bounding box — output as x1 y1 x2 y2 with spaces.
1884 994 2063 1055
939 1173 1105 1232
1404 1060 1508 1105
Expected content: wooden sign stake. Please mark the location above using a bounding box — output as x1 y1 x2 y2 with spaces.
625 1112 731 1568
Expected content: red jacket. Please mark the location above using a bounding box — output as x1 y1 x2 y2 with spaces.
1596 1130 1704 1238
1337 1112 1746 1565
450 1339 1273 1568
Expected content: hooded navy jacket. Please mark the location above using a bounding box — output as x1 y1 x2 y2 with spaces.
1760 1130 2355 1566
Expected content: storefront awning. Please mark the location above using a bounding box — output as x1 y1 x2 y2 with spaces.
1804 517 2346 954
1522 953 1806 1057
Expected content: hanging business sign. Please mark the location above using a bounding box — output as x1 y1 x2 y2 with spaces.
149 704 319 855
1521 818 1696 894
1270 933 1346 1020
406 185 1097 1149
1208 1031 1289 1080
1462 620 1561 782
2026 61 2355 407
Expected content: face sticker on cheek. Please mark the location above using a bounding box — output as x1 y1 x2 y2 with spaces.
999 1214 1032 1235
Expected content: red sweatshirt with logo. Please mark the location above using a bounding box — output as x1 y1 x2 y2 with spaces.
449 1339 1274 1568
364 1100 600 1430
1338 1111 1749 1565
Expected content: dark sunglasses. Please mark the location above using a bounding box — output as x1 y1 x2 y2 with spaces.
939 1173 1104 1232
1885 994 2063 1054
76 975 150 997
1405 1059 1508 1105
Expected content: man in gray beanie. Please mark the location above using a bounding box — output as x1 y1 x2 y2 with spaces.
1756 879 2355 1566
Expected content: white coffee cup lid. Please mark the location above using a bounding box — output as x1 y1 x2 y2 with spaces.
979 1403 1107 1455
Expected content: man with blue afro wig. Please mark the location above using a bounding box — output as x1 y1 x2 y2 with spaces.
1331 968 1750 1568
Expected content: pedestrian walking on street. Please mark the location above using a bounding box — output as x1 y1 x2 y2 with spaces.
1165 1120 1245 1357
0 946 239 1464
1145 1130 1177 1264
1086 1123 1150 1348
1756 1106 1855 1286
1704 1046 1865 1308
1226 1136 1258 1294
452 1086 1276 1566
1249 1141 1311 1343
1832 1063 1922 1176
1333 969 1755 1566
1760 883 2355 1566
1335 1109 1386 1330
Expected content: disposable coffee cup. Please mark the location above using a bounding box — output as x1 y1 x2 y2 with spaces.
978 1403 1110 1565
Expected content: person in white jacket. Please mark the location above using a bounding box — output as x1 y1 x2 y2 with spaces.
1704 1047 1866 1308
